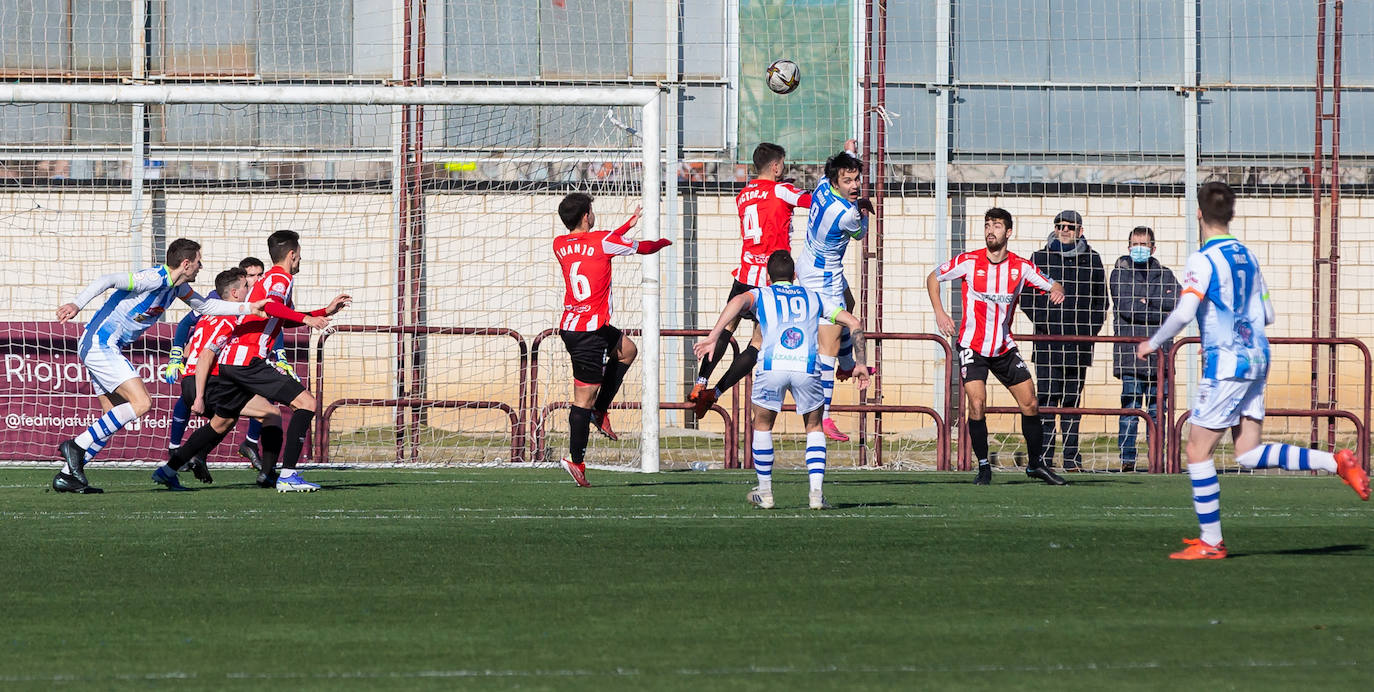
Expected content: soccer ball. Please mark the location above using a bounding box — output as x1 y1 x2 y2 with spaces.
766 59 801 95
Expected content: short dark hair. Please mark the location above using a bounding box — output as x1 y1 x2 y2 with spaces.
214 267 248 296
166 238 201 268
1198 181 1236 226
766 250 795 283
984 207 1013 230
239 256 265 271
267 230 300 263
558 193 593 230
824 151 863 184
752 143 786 172
1129 226 1156 244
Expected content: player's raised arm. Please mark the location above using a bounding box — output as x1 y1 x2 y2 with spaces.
179 287 259 317
1137 252 1212 358
58 271 131 321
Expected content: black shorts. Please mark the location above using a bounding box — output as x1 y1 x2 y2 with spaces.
560 324 623 385
207 360 306 419
727 279 759 322
178 377 203 416
959 347 1032 388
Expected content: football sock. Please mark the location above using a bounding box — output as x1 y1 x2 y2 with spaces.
696 328 733 382
245 419 262 446
968 418 989 465
72 402 138 466
593 360 631 413
752 430 773 492
1235 444 1336 473
711 345 758 397
838 327 855 372
169 424 229 469
1021 414 1045 467
806 430 827 494
169 398 191 447
261 425 284 469
1188 459 1223 545
819 355 838 418
568 406 593 465
281 409 314 470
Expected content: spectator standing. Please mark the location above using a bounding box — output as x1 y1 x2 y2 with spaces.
1110 226 1179 472
1021 210 1108 471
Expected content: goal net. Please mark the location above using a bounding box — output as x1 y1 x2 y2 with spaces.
0 83 672 472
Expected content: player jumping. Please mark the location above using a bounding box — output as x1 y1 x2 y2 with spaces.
53 238 266 494
688 143 811 418
927 208 1069 486
1137 182 1369 560
796 142 872 442
165 230 349 492
553 193 671 487
149 267 286 490
695 251 868 509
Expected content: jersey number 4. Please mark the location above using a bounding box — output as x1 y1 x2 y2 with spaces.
741 205 762 243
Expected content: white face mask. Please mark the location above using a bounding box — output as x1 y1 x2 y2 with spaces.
1130 246 1151 264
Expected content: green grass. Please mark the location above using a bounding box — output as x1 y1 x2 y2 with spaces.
1 467 1370 691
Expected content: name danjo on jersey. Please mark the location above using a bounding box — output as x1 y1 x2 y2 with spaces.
554 229 637 332
753 282 828 374
219 266 294 366
1183 235 1272 380
934 250 1054 357
733 180 810 286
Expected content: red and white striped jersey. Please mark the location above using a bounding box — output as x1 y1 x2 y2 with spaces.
934 250 1054 357
184 314 239 376
219 265 294 366
554 229 637 332
733 179 811 287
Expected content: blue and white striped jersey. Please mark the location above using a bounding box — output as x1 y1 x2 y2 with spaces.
799 180 866 271
753 282 834 374
79 266 192 355
1181 235 1272 380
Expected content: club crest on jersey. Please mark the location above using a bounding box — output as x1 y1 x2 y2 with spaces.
1010 268 1020 280
780 327 804 349
1234 319 1255 347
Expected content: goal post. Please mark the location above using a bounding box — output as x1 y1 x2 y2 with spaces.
0 83 664 473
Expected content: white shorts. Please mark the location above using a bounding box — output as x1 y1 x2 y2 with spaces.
794 262 848 314
82 346 139 396
751 368 825 415
1192 377 1266 430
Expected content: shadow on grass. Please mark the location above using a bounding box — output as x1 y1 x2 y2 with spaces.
1229 543 1369 558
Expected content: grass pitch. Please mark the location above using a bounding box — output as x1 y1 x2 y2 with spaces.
1 467 1370 691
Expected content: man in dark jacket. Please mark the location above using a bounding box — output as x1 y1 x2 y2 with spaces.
1109 226 1178 472
1020 210 1108 471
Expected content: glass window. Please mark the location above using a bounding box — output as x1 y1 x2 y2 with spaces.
0 104 66 145
442 106 537 149
886 0 940 83
1225 89 1314 155
1202 1 1316 86
157 0 257 75
445 0 538 78
72 0 132 73
956 0 1049 82
954 88 1048 153
259 105 353 147
72 104 134 145
258 0 353 76
1338 91 1374 155
682 87 725 150
881 86 939 154
159 104 256 146
539 0 629 79
682 0 726 79
0 0 68 72
1049 0 1141 83
1339 1 1374 88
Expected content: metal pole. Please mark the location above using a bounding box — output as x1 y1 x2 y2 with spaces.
1327 0 1343 450
1311 0 1328 448
934 0 952 442
1178 0 1201 462
129 0 148 271
640 92 663 473
662 0 682 427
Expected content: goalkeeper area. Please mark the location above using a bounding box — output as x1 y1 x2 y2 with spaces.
3 466 1370 690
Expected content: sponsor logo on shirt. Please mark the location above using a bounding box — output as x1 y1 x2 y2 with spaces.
780 327 804 350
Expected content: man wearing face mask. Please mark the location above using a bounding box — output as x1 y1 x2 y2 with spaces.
1110 226 1178 472
1021 210 1108 471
